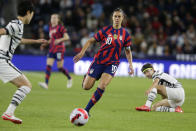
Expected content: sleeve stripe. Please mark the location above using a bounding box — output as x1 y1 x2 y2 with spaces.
125 36 131 41
17 25 21 32
60 26 63 32
12 35 21 41
10 25 15 33
94 33 99 41
97 32 101 41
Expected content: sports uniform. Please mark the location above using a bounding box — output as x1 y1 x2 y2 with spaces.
47 24 66 61
152 71 185 107
0 19 23 83
87 25 132 79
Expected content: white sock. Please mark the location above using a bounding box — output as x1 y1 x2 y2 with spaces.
145 88 157 107
5 86 31 115
5 104 16 115
155 106 175 112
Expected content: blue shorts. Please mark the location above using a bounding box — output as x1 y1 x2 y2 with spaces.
47 52 64 61
87 62 119 80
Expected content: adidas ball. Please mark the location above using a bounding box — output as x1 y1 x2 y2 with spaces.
70 108 89 126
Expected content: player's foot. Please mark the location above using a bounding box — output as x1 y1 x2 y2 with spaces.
136 105 151 112
175 106 184 113
38 82 48 89
2 113 22 124
67 79 72 88
84 109 91 117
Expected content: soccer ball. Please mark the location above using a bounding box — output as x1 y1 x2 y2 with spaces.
70 108 89 126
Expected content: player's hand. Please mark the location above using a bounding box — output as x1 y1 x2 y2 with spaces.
128 65 134 75
40 40 49 50
145 89 151 96
54 39 61 45
73 52 84 63
36 39 47 44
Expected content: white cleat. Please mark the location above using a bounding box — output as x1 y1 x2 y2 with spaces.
2 113 22 124
38 82 48 89
67 79 72 88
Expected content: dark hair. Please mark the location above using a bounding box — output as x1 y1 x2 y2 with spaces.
113 8 124 15
141 63 154 73
18 1 34 17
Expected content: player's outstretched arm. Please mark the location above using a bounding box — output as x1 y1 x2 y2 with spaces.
0 28 7 36
73 37 96 63
21 38 47 44
125 47 134 75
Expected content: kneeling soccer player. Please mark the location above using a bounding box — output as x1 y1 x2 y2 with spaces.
136 63 185 113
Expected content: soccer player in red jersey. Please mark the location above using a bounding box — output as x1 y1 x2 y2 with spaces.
73 8 134 114
39 14 72 89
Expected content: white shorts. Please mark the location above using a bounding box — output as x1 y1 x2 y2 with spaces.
0 59 22 83
166 87 185 108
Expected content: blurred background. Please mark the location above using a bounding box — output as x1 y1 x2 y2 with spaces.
0 0 195 79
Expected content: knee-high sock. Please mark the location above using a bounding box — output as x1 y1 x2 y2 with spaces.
58 68 71 80
145 88 157 107
45 65 52 84
155 106 175 112
85 88 104 112
5 86 31 115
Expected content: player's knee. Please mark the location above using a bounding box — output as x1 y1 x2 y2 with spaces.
82 84 91 90
82 82 92 90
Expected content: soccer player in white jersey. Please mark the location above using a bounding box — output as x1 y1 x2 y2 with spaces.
0 1 47 124
136 63 185 113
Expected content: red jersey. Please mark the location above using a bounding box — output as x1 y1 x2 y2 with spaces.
49 24 66 53
93 25 132 65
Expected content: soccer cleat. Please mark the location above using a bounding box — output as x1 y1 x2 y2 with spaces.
38 82 48 89
136 105 151 112
67 79 72 88
175 106 184 113
2 113 22 124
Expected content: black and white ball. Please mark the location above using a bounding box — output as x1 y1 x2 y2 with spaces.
70 108 89 126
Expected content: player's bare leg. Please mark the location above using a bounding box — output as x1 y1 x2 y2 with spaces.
2 75 32 124
39 58 54 89
82 75 96 90
151 99 183 112
136 85 169 111
98 73 113 90
151 99 170 111
84 73 113 113
156 85 167 98
57 60 72 88
152 85 183 113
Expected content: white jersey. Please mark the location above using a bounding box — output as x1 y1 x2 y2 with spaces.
0 19 23 60
152 71 182 88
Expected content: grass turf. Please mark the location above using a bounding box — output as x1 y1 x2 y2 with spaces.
0 72 196 131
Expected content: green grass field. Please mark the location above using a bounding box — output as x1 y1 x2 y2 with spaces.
0 72 196 131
